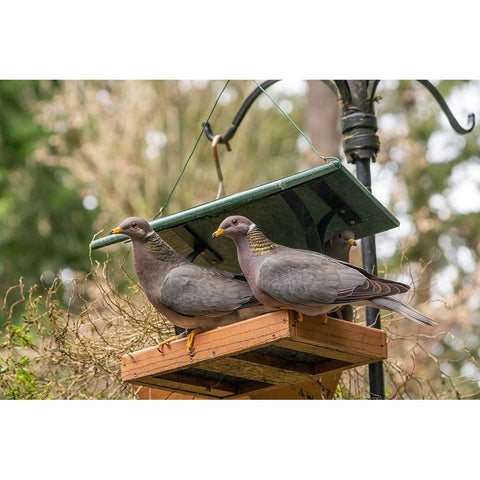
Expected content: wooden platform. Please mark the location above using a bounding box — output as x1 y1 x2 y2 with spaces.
121 311 387 399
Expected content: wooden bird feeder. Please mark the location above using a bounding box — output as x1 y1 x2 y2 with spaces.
90 160 397 399
121 311 387 399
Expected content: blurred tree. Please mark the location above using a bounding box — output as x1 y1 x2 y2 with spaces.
306 80 340 160
371 79 480 397
0 81 98 313
2 79 479 399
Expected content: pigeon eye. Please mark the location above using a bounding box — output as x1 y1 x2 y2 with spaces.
131 222 138 229
231 218 238 226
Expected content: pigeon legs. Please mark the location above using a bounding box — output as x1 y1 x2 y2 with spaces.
186 328 203 356
156 328 203 355
157 330 188 352
279 307 328 324
280 306 304 322
157 328 202 355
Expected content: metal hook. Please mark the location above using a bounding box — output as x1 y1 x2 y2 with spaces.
202 80 280 144
417 80 475 134
211 134 230 199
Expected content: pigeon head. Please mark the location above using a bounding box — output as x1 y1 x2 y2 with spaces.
332 230 357 247
110 217 155 241
212 215 255 239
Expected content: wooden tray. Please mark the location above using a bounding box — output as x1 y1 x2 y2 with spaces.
121 310 387 399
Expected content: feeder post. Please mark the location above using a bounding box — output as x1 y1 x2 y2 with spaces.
335 80 385 399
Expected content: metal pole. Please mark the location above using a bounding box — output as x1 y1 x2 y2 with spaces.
355 158 385 399
336 80 385 399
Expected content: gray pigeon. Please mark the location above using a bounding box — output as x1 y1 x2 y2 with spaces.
324 230 357 262
110 217 272 354
212 215 435 327
324 230 357 321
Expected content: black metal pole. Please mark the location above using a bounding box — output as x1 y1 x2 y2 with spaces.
355 158 385 399
336 80 385 399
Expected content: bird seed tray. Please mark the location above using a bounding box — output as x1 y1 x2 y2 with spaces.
91 160 399 273
121 310 387 399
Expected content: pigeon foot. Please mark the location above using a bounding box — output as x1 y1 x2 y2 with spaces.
186 328 203 356
157 331 188 352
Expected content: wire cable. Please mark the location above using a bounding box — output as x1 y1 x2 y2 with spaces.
252 80 339 163
152 80 231 219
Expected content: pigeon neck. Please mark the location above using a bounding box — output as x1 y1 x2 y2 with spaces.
143 231 179 262
246 226 275 255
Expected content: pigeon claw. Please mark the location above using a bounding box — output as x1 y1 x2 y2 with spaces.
156 331 188 353
321 313 328 325
186 328 202 356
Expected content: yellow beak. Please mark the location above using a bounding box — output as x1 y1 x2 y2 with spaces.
111 227 123 235
212 228 224 239
348 238 357 246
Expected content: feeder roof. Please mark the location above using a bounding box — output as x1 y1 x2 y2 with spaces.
90 160 399 273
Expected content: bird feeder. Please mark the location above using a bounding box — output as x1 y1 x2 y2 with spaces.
91 159 397 399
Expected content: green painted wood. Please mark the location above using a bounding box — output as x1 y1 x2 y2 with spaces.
90 160 399 273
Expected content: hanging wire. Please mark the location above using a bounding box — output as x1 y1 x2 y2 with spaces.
252 80 339 163
154 79 340 221
152 80 231 220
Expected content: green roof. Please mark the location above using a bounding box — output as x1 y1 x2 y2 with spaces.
90 160 399 273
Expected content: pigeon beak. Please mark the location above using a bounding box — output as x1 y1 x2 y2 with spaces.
110 227 123 235
348 238 357 246
212 228 224 239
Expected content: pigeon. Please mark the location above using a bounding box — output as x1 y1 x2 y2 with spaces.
324 230 357 322
212 215 435 327
324 230 357 262
110 217 272 354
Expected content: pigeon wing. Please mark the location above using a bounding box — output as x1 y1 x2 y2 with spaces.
258 248 409 306
160 263 255 317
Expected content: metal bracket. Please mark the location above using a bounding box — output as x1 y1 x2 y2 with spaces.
417 80 475 134
202 80 280 144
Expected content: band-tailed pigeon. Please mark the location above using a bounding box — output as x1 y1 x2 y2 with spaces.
324 230 357 321
324 230 357 262
110 217 272 354
212 215 435 327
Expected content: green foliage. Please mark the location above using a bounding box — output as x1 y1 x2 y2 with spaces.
0 268 171 400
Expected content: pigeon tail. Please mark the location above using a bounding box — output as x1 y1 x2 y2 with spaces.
370 296 436 326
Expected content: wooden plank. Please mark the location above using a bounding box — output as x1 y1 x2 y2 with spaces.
199 356 313 385
121 310 292 381
154 371 237 398
137 387 199 400
289 315 387 361
233 350 317 374
127 379 215 399
134 373 234 398
248 372 342 400
141 371 273 399
275 338 374 364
